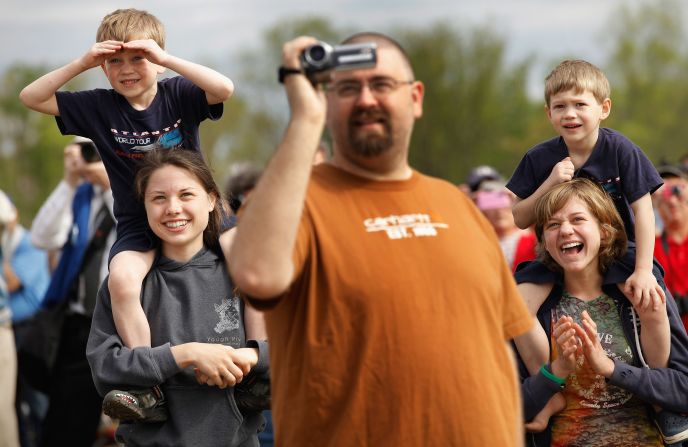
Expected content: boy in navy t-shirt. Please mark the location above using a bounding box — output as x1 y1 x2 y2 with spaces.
20 8 234 421
506 60 670 431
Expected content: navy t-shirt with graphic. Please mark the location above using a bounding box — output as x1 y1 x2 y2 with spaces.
55 76 222 257
506 127 662 242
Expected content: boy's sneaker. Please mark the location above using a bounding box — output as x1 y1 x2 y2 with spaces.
102 386 168 423
654 410 688 446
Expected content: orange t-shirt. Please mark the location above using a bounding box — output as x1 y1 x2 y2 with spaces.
264 164 532 447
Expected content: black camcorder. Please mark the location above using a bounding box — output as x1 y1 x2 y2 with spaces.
300 41 377 83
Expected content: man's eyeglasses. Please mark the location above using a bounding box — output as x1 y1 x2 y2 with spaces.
326 77 414 98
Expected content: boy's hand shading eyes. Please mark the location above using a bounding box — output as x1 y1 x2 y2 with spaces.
122 39 168 66
80 40 123 70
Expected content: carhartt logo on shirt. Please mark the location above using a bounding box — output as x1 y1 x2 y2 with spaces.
363 213 448 239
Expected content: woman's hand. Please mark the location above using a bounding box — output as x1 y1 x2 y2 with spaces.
171 343 255 389
573 311 615 378
191 346 259 388
550 315 579 378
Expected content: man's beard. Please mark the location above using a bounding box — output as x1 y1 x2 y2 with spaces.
347 106 393 157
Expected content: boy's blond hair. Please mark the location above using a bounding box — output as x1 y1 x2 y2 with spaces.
544 60 610 107
96 8 165 49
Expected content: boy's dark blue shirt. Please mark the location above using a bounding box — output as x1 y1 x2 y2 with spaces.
54 76 222 253
506 127 662 242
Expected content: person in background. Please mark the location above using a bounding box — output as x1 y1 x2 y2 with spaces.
0 195 19 447
0 191 50 447
473 180 537 272
1 193 50 325
30 137 116 446
465 164 504 193
653 165 688 331
224 163 274 447
226 163 263 217
224 146 328 447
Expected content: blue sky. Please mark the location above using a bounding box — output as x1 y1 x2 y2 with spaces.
1 0 669 96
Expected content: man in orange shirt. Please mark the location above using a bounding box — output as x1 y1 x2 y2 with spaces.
229 33 532 446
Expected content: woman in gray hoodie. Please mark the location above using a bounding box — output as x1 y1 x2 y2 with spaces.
87 149 268 446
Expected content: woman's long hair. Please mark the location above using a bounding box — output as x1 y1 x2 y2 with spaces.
135 148 227 250
533 178 627 273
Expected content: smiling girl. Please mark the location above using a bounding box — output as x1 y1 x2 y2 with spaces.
87 149 267 446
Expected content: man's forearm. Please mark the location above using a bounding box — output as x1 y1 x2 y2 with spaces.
229 116 323 298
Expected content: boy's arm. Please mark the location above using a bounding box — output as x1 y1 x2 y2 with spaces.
19 41 123 115
123 40 234 105
639 304 670 368
512 181 559 229
512 194 541 229
630 193 657 274
628 193 669 367
512 156 574 229
627 193 665 304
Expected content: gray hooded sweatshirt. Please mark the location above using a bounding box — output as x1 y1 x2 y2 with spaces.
87 247 266 446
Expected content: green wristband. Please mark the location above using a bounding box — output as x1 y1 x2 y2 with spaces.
540 363 566 385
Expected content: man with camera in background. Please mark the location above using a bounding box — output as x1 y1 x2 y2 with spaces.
229 33 532 446
28 137 115 446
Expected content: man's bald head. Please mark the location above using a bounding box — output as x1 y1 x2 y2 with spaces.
341 32 415 79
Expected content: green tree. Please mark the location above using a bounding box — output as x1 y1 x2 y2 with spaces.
399 23 538 183
605 0 688 164
0 64 78 224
